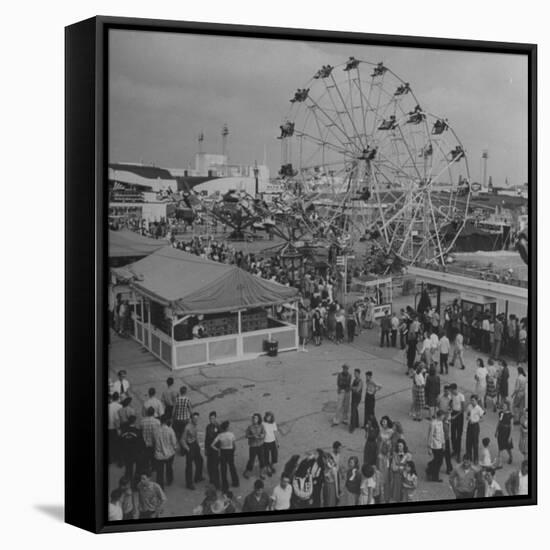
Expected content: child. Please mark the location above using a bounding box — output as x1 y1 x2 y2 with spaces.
402 461 418 502
479 437 498 470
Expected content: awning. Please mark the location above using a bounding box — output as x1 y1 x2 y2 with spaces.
112 246 299 315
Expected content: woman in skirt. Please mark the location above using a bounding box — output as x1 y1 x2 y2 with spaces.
424 366 441 419
377 416 394 502
411 365 426 421
495 400 513 467
390 439 411 502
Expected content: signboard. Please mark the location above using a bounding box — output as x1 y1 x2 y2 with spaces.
373 303 391 319
459 292 497 305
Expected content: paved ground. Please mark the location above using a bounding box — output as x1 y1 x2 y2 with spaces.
108 298 526 518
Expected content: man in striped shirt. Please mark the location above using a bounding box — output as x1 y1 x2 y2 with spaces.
172 386 193 443
140 407 160 470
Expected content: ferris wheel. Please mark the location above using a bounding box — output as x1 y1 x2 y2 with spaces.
277 57 471 266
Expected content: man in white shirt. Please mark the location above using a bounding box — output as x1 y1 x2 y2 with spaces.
439 334 450 374
449 383 465 460
426 410 446 482
271 475 292 510
112 370 130 398
465 395 485 463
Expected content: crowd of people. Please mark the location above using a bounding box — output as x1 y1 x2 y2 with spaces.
107 227 530 521
108 315 529 521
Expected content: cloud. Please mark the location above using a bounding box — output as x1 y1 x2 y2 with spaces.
109 29 528 185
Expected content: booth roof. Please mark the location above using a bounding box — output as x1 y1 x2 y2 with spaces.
112 246 299 314
109 230 166 258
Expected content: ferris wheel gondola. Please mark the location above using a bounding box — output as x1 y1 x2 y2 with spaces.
277 57 471 266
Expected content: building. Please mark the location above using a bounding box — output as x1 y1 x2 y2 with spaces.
170 152 275 197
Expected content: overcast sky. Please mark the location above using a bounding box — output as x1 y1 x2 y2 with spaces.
109 30 528 186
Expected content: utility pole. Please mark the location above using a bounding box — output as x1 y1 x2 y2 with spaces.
198 131 204 154
481 149 489 189
253 161 259 197
221 124 229 159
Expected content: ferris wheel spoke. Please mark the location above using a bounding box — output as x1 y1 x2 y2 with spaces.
353 67 369 141
295 130 349 157
394 125 423 182
329 73 366 150
321 79 356 149
305 99 353 150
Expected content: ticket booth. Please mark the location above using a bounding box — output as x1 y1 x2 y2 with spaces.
460 291 497 318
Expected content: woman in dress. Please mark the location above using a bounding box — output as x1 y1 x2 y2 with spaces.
390 439 411 503
365 299 374 329
298 305 311 347
411 365 426 421
424 366 441 419
401 460 418 502
420 331 432 367
512 366 527 424
363 415 380 467
474 358 488 398
359 464 376 505
341 456 362 506
322 452 339 507
495 400 513 467
519 408 528 460
377 415 394 502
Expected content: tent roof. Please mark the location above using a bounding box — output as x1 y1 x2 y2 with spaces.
112 246 299 314
109 230 166 258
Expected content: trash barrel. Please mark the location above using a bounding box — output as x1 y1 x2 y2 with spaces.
265 340 279 357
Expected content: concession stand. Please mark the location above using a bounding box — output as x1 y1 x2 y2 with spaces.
111 246 299 369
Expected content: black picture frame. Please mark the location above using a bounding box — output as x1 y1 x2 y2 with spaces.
65 15 537 533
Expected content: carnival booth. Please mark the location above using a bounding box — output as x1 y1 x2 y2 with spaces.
111 246 299 369
108 229 165 267
355 275 393 319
